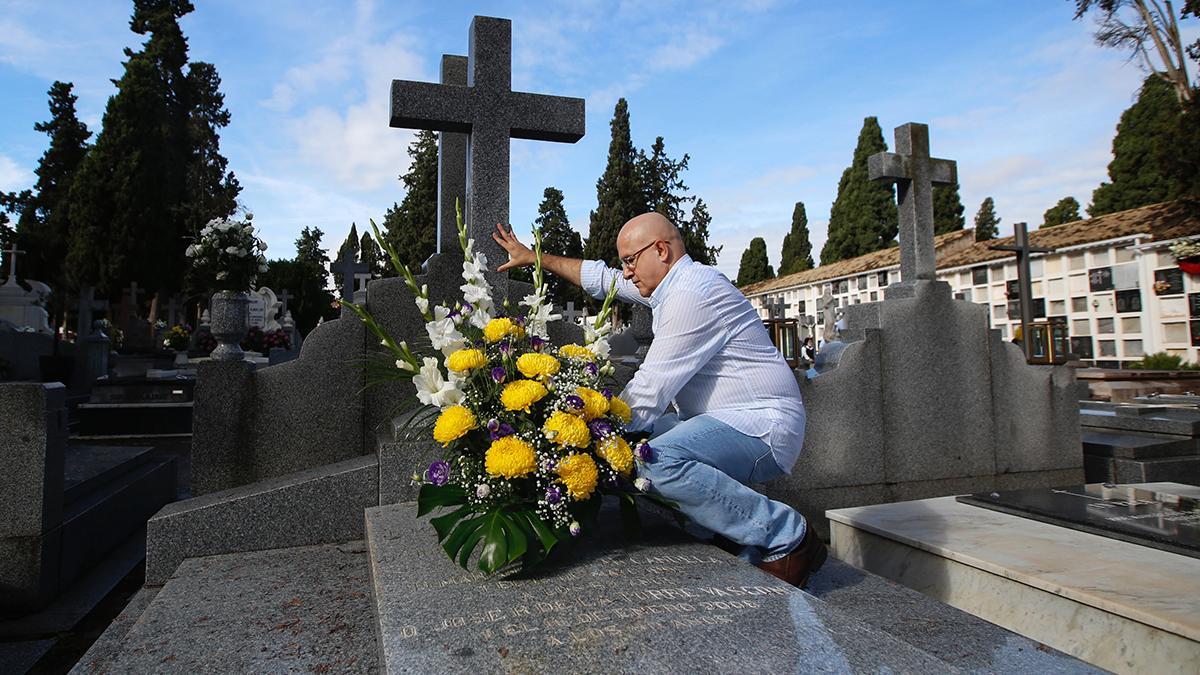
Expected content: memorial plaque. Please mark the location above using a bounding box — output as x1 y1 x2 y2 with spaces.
1089 267 1113 292
1005 279 1020 299
1006 297 1045 320
1154 267 1185 295
1070 336 1094 359
959 484 1200 559
971 266 988 286
366 503 950 672
1189 292 1200 317
1115 289 1141 313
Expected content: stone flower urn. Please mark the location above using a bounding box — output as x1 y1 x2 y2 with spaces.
210 290 249 361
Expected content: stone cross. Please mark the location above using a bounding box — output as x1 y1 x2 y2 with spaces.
118 281 143 325
437 54 468 258
867 123 957 283
390 16 586 292
76 286 108 338
354 272 373 293
2 243 25 284
278 289 291 317
331 248 369 302
166 295 181 327
990 222 1053 360
561 301 584 325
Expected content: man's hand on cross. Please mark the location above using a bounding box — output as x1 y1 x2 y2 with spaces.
492 224 535 272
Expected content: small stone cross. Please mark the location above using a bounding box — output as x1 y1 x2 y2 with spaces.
991 222 1054 360
868 123 957 283
119 281 143 325
354 272 373 293
390 16 585 291
278 289 291 317
76 286 108 338
331 248 370 302
2 243 25 284
561 301 584 325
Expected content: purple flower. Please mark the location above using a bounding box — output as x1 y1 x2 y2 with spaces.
514 315 527 327
489 423 515 441
530 336 546 351
545 485 562 504
498 340 512 355
461 304 473 316
601 387 612 399
635 442 654 462
586 362 599 376
487 418 501 433
569 521 582 537
588 419 614 438
491 366 507 383
447 307 461 320
565 394 584 412
427 460 451 486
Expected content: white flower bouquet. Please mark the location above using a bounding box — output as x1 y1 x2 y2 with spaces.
187 214 269 291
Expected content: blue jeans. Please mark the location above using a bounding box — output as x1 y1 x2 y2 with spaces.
642 414 808 563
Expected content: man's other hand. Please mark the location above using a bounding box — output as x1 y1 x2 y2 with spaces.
493 223 536 272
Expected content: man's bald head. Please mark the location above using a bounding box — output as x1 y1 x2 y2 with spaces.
618 212 684 250
615 212 688 296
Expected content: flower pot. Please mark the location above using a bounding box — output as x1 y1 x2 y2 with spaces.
173 350 189 368
210 290 249 362
1180 260 1200 275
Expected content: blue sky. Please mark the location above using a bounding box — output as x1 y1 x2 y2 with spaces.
1 0 1196 281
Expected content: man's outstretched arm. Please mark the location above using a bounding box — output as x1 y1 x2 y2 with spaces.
492 224 582 286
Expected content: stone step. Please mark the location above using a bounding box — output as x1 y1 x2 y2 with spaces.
68 586 161 675
73 542 379 673
63 444 155 503
363 501 1062 674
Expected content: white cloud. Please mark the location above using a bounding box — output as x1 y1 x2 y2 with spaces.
0 153 33 193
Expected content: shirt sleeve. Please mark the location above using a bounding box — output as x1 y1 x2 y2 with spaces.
619 289 730 432
579 260 650 307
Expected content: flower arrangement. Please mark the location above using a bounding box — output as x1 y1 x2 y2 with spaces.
163 324 191 351
341 203 667 574
186 214 269 291
1169 239 1200 262
240 325 291 355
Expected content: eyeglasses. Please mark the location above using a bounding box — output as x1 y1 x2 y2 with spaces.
620 240 662 270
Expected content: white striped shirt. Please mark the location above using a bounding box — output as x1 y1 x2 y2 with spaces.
581 255 807 471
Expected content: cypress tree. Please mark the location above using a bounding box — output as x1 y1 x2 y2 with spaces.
820 117 897 264
1042 197 1082 228
532 187 586 309
332 223 359 293
974 197 1000 241
735 237 773 287
1090 76 1181 216
359 230 386 277
932 183 965 234
639 136 690 225
681 198 720 266
180 61 240 239
778 201 814 275
380 129 438 273
15 81 91 311
585 99 645 267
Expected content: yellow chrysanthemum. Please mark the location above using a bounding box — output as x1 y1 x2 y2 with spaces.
576 387 609 421
609 396 632 424
500 379 548 412
517 353 560 380
559 344 595 361
556 453 599 500
596 435 634 476
543 411 591 448
483 317 525 343
485 436 537 478
446 348 487 373
433 405 477 446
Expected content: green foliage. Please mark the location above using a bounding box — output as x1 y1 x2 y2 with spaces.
418 483 561 574
639 136 690 226
380 130 439 274
933 183 966 234
681 197 721 266
359 230 387 278
257 226 335 336
331 223 359 293
1090 76 1185 215
532 187 586 309
820 117 898 264
974 196 1001 241
1042 196 1082 228
1127 351 1200 370
585 99 646 268
65 0 238 297
735 237 774 287
15 82 91 308
779 201 814 276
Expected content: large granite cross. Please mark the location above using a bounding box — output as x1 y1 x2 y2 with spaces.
331 248 369 302
2 243 25 284
435 55 468 259
390 16 585 291
867 123 957 284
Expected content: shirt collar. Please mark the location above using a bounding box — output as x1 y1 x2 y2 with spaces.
649 254 694 308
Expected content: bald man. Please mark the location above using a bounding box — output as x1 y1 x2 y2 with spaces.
493 212 824 588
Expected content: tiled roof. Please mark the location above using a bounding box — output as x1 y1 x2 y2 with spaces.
740 199 1200 296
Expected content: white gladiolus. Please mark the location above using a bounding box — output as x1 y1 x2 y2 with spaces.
426 306 466 356
395 359 415 372
415 295 429 315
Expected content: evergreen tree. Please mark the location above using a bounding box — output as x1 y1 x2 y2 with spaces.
0 195 16 252
778 201 814 275
681 198 720 266
531 187 586 309
932 183 966 234
380 129 438 273
258 226 334 335
295 226 329 268
735 237 773 287
1042 196 1082 228
66 0 237 297
332 223 359 293
638 136 690 225
1090 76 1182 215
585 99 645 268
14 81 91 311
974 197 1001 241
820 117 898 264
359 230 386 278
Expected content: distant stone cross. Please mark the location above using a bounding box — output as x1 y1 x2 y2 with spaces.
561 301 584 325
991 222 1053 359
278 289 291 316
331 248 369 302
868 123 957 283
2 243 25 283
389 16 585 289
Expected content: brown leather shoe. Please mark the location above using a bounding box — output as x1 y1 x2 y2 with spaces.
755 526 827 588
